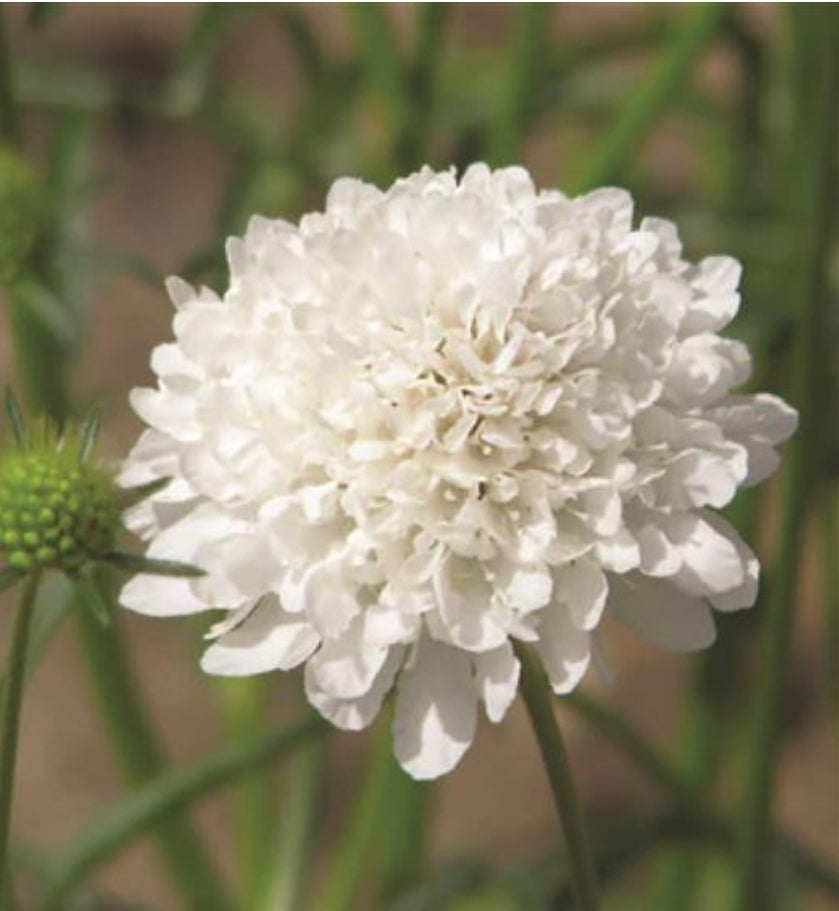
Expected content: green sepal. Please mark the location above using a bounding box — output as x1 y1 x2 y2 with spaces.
4 387 27 445
78 405 103 464
119 477 171 509
0 565 23 593
74 569 113 627
103 551 205 579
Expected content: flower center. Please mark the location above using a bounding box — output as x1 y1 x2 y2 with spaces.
0 449 121 573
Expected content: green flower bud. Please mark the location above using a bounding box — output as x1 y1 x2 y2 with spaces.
0 148 49 284
0 438 122 574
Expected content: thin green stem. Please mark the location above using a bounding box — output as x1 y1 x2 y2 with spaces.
270 741 324 911
0 572 40 905
574 4 728 193
310 716 398 911
735 9 838 911
75 591 233 911
515 644 600 911
0 9 21 147
378 769 431 902
216 677 277 909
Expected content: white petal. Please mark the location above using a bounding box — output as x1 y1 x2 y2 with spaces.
610 573 716 652
666 513 745 596
120 573 208 617
308 620 389 698
306 647 403 732
201 597 319 676
496 562 553 614
704 514 759 611
474 642 520 723
393 638 478 779
536 605 592 694
554 559 608 630
432 555 507 652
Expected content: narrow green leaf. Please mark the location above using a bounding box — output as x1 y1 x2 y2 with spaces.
3 388 26 445
42 716 329 909
0 567 22 594
574 4 729 193
78 405 102 463
74 571 112 627
103 552 205 579
118 476 171 509
488 4 552 166
347 4 411 163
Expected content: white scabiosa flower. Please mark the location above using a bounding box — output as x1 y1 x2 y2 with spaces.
120 165 797 779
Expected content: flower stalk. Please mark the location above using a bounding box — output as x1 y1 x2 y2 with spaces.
0 571 41 899
515 644 600 911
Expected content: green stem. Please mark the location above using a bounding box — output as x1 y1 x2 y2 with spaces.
515 645 600 911
216 677 277 909
0 9 20 147
563 691 839 901
270 741 324 911
735 9 838 911
311 716 398 911
0 572 40 905
574 4 728 193
75 594 233 911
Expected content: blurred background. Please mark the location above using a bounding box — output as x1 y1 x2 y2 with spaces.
0 4 836 911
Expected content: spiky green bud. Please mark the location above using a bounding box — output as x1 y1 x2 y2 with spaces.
0 148 49 284
0 438 122 574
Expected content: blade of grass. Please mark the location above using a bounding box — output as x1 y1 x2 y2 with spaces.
574 4 728 193
42 715 329 910
488 4 552 166
735 8 838 910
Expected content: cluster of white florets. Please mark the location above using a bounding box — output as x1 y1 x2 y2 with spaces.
121 165 796 778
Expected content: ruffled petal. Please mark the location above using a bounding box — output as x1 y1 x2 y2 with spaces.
201 596 319 675
474 642 520 723
393 638 478 779
610 573 716 651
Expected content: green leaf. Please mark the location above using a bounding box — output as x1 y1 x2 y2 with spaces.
0 566 22 593
74 570 112 627
574 4 729 193
78 405 102 464
4 387 26 445
42 715 329 909
103 552 205 579
118 476 171 509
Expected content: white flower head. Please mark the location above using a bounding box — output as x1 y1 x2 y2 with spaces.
121 165 797 779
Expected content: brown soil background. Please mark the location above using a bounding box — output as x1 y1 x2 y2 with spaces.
0 4 836 910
